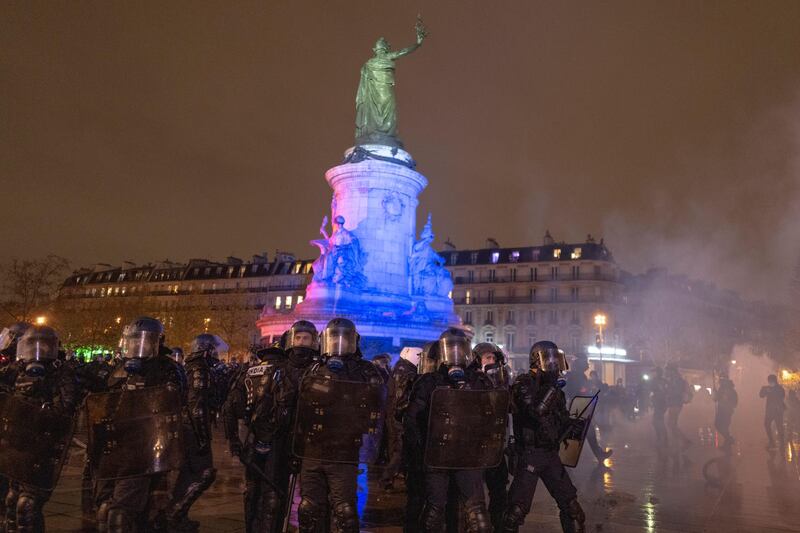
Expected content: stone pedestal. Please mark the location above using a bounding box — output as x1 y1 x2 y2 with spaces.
258 145 459 356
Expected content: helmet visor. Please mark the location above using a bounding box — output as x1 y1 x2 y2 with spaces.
16 333 58 362
439 336 470 367
121 329 161 359
287 324 319 349
537 347 568 373
320 328 358 357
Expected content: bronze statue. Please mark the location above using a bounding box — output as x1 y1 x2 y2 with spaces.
355 17 427 147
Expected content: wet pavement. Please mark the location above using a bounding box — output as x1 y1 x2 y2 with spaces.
43 397 800 532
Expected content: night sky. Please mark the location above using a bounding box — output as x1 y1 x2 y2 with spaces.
2 2 800 303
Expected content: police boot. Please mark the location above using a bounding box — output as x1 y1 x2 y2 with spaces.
465 503 492 533
14 493 41 533
167 468 215 531
559 499 586 533
502 504 526 533
420 503 445 533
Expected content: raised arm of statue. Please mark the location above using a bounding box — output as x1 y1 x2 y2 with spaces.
319 215 330 240
388 17 427 59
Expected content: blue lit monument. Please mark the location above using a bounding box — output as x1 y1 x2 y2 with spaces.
257 20 459 355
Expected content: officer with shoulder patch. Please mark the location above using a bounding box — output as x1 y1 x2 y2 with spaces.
503 341 586 533
223 333 286 533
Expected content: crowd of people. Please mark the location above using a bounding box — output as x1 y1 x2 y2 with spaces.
0 317 797 533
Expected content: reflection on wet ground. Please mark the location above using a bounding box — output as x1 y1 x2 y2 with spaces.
45 400 800 532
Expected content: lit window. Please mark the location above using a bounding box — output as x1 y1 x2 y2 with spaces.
304 264 313 274
485 331 494 343
294 263 302 274
553 248 562 259
491 252 500 264
228 266 235 276
297 295 304 304
571 247 582 259
465 290 472 304
275 296 282 309
510 251 520 262
173 285 180 294
240 265 246 276
285 296 293 309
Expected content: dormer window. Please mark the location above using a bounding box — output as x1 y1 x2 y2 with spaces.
510 251 520 262
571 247 582 260
553 248 562 259
491 252 500 264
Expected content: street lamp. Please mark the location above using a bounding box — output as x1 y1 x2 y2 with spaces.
594 313 607 346
35 316 46 326
203 318 211 332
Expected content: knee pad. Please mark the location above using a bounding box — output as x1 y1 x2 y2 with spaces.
502 504 527 532
15 493 37 529
421 503 445 532
332 501 358 532
465 503 492 533
298 497 324 531
96 501 111 533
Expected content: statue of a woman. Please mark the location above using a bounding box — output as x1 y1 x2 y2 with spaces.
355 18 427 147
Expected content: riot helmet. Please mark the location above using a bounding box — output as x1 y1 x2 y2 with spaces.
16 326 59 362
320 318 359 358
286 320 319 350
0 322 32 356
418 341 440 374
120 317 164 359
473 342 504 370
190 333 229 358
439 328 471 381
399 346 422 367
529 340 568 374
372 353 391 374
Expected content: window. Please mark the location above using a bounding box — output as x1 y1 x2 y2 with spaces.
511 268 517 282
216 267 222 275
228 266 235 276
571 309 580 325
488 289 495 303
470 252 478 264
450 253 458 265
465 290 472 305
468 270 475 282
507 310 515 324
285 296 293 309
553 248 562 259
491 252 500 264
571 247 582 260
448 290 453 299
204 267 211 275
239 265 247 277
464 311 473 325
297 295 304 304
551 266 558 280
293 263 302 274
528 333 537 347
549 310 558 325
506 332 515 351
529 288 536 302
550 288 558 302
528 310 536 324
485 331 495 343
486 310 494 324
594 265 601 277
510 251 520 262
531 267 537 281
571 287 579 302
489 269 496 282
571 334 581 352
275 296 282 309
572 265 580 280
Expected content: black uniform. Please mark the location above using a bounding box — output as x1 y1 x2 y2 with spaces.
482 363 512 532
404 366 494 533
167 351 228 529
297 357 384 533
714 378 738 448
2 359 77 533
223 351 286 533
95 356 186 533
381 357 418 488
503 370 584 533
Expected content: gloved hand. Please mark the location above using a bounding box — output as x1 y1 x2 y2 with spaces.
566 418 587 440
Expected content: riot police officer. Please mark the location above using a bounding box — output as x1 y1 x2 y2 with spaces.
503 341 586 533
2 325 77 533
472 342 512 531
296 318 384 533
381 346 421 490
167 334 229 531
404 329 494 533
223 331 288 533
95 317 186 533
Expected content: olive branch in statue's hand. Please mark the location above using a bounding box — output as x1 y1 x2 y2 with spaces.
415 15 428 44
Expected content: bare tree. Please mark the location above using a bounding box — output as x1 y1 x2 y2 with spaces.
0 255 70 322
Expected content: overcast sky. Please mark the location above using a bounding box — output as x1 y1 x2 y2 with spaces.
2 1 800 303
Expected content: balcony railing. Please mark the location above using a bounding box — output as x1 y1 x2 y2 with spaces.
453 295 618 305
453 273 618 284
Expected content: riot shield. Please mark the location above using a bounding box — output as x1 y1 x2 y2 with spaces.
86 385 184 480
292 376 386 464
424 388 510 469
559 393 599 468
0 393 75 490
